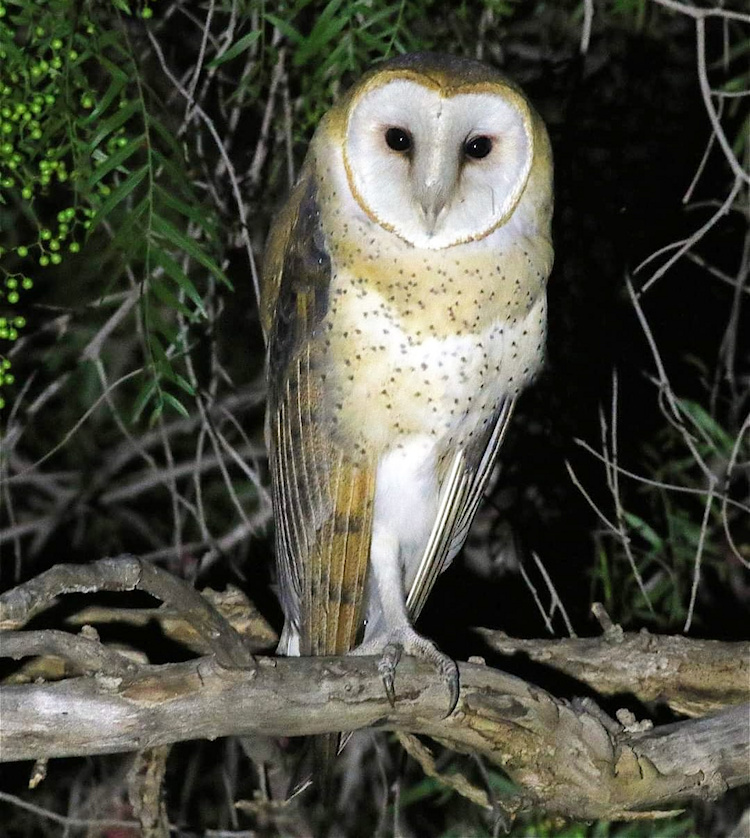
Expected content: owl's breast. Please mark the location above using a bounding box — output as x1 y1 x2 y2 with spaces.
316 271 546 458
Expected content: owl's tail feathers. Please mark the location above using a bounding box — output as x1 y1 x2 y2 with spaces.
311 732 340 797
277 621 300 655
285 732 341 833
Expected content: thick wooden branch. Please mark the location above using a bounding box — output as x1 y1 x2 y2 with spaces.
1 654 747 821
477 628 750 717
1 561 748 822
0 557 256 669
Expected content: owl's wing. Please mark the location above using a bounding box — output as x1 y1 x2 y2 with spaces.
406 398 516 621
263 165 376 657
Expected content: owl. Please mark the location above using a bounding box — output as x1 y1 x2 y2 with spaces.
261 52 553 748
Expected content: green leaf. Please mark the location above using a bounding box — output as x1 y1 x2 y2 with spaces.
294 0 351 65
171 372 196 396
148 332 170 365
87 99 140 154
132 377 158 423
148 398 165 426
150 276 193 318
151 214 231 289
161 391 190 418
88 165 148 231
623 511 663 550
106 194 150 253
208 31 261 68
677 399 734 454
81 70 128 124
151 247 207 315
263 13 303 44
86 136 144 189
154 183 218 236
146 119 186 162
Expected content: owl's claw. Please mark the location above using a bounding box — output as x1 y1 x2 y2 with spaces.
440 656 460 716
378 642 402 707
371 630 459 717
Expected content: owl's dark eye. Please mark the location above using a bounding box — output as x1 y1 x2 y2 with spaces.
464 135 493 160
385 127 412 152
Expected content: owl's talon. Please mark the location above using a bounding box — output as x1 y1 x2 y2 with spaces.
440 656 460 717
366 629 459 717
378 642 402 707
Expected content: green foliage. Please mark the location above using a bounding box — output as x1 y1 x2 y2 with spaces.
591 385 749 629
233 0 432 137
0 0 226 421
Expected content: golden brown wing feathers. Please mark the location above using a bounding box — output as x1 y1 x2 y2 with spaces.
263 165 376 658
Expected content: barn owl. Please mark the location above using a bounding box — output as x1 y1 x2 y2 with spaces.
261 52 553 763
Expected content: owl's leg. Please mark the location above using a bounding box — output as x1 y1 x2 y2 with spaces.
365 528 459 712
351 441 459 714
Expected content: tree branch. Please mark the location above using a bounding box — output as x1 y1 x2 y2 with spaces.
1 560 747 823
476 628 750 717
0 556 255 669
1 654 747 821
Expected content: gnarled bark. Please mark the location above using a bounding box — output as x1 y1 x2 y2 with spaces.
1 558 748 824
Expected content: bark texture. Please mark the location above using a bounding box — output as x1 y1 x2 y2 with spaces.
1 558 748 823
1 653 748 821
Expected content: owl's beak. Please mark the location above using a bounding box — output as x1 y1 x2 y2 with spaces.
418 188 448 235
413 148 458 237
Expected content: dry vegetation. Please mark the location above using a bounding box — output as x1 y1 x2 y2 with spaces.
0 0 748 835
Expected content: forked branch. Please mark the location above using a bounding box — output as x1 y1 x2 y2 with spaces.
0 559 748 823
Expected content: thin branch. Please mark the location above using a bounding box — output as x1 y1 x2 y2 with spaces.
0 791 138 832
580 0 594 54
573 436 750 515
144 27 261 308
650 0 750 26
695 19 750 187
530 551 576 637
683 479 714 632
0 629 137 678
636 177 742 294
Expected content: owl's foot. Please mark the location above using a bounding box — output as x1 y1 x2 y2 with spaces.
355 627 459 717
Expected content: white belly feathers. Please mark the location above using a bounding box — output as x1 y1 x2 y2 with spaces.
323 280 546 454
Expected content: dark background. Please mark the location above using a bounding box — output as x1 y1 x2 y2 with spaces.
0 1 748 835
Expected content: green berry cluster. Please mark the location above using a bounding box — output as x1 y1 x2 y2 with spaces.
0 2 99 410
0 355 13 410
1 0 186 418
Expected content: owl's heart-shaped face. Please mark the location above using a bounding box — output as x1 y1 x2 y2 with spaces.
342 73 535 249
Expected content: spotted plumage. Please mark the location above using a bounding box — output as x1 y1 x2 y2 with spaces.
261 52 553 766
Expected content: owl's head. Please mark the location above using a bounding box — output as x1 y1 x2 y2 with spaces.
324 53 551 250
